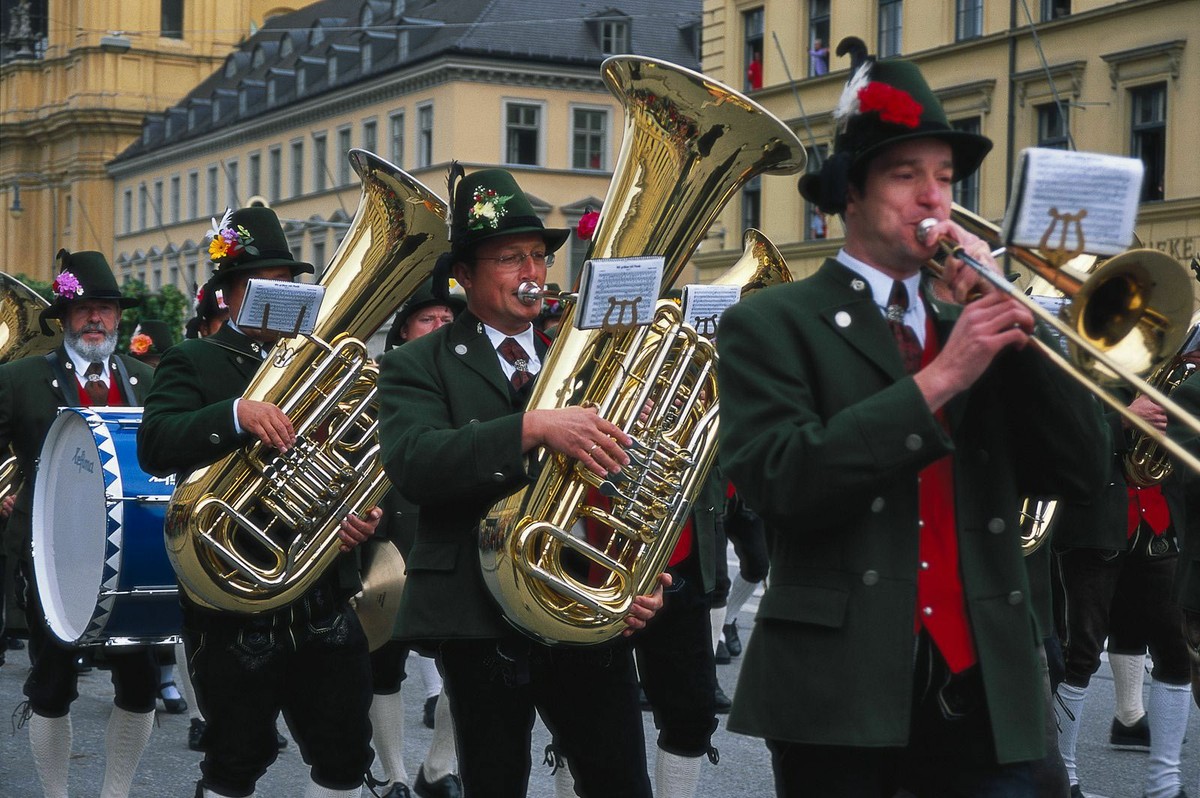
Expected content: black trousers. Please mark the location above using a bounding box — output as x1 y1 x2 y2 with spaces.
636 548 718 757
439 634 651 798
20 559 156 716
1055 523 1189 688
183 584 374 797
370 639 410 695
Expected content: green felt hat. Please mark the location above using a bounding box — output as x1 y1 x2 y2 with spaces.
448 166 570 260
39 249 137 334
207 207 314 282
130 319 174 358
385 275 466 350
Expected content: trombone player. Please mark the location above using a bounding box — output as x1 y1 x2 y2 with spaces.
715 40 1109 796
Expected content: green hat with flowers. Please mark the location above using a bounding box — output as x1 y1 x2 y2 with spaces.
798 37 993 215
207 206 314 283
39 249 138 334
129 319 174 360
447 165 570 260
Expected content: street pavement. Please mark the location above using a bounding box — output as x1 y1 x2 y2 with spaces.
2 571 1199 796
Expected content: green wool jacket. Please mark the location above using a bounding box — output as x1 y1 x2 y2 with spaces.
1167 372 1200 612
377 310 548 643
716 259 1109 765
0 345 154 561
137 323 360 598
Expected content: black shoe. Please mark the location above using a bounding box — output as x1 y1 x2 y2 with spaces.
423 695 437 729
188 718 207 752
714 640 731 665
382 782 413 798
1110 714 1151 750
723 621 742 657
1070 786 1084 798
714 685 732 714
414 765 463 798
159 681 188 714
276 726 288 750
3 635 24 650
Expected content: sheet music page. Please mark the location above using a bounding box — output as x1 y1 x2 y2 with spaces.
236 279 325 336
1001 148 1144 256
680 284 741 339
575 256 664 331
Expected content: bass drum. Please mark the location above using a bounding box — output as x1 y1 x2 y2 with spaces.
32 407 180 645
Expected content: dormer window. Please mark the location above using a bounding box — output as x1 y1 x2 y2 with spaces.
280 33 294 58
600 17 630 54
224 54 239 78
310 22 325 48
252 44 267 69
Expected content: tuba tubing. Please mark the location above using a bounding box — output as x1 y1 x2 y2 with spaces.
164 150 447 613
479 56 805 645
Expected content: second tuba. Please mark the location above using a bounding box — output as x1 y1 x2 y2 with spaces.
164 151 447 613
479 56 805 645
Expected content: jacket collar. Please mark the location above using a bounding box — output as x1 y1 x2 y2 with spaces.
207 322 270 360
446 310 516 401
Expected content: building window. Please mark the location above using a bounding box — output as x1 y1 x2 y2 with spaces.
161 0 184 39
138 184 148 230
1036 102 1069 150
809 1 830 77
337 127 352 185
417 103 433 167
268 146 282 202
741 176 761 236
951 118 981 212
291 140 304 197
389 111 405 167
248 152 261 198
1040 0 1070 21
743 7 764 91
225 160 239 207
955 0 982 41
153 180 163 228
207 166 219 215
313 132 328 191
362 119 377 155
1131 83 1166 202
878 0 902 58
803 144 829 241
572 108 607 170
312 239 326 275
63 192 72 233
123 189 132 234
187 171 198 219
170 175 180 223
599 19 630 55
505 103 542 166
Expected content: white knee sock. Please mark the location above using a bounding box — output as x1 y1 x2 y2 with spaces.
1056 683 1087 787
725 574 758 622
654 749 702 798
553 758 576 798
416 654 443 700
29 712 72 798
1145 680 1191 798
176 639 205 721
303 783 360 798
422 687 457 782
368 690 408 787
1110 652 1148 726
710 606 727 652
100 707 154 798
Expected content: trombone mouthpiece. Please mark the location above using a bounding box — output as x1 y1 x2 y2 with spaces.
515 281 544 305
917 218 938 244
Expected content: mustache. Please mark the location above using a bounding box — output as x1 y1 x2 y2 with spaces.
78 323 112 335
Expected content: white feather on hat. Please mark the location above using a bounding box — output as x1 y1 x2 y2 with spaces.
833 60 873 131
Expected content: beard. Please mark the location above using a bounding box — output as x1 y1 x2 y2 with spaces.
65 324 118 363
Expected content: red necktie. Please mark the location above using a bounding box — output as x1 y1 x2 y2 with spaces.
887 281 922 375
84 362 109 405
498 337 532 392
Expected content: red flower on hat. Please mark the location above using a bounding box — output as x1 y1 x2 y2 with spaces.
129 333 152 355
857 82 923 129
576 209 600 241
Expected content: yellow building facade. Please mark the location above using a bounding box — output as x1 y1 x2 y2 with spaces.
0 0 294 278
695 0 1200 285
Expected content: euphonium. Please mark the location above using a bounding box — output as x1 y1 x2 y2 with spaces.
480 56 805 645
164 150 446 612
0 272 61 501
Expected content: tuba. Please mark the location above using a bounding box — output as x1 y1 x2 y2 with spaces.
164 150 446 612
0 272 61 501
480 56 805 645
710 228 793 298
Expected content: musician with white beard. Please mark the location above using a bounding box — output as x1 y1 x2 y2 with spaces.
0 249 157 798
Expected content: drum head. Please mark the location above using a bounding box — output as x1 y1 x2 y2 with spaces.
33 409 111 644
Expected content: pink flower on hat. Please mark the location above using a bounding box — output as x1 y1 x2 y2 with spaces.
51 270 84 299
857 82 923 129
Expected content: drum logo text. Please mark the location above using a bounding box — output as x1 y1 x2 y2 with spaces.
72 447 95 474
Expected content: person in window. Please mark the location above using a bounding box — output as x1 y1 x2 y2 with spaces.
810 38 829 76
746 50 763 90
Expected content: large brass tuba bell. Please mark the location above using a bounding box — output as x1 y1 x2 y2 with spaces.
164 151 446 612
479 56 805 645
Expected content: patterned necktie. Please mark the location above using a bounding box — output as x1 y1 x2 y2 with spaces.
886 280 922 375
83 362 109 405
498 337 532 392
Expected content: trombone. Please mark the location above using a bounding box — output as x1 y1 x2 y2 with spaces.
919 209 1200 479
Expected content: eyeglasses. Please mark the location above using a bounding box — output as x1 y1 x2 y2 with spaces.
475 251 554 269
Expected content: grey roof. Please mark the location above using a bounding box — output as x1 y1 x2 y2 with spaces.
115 0 701 162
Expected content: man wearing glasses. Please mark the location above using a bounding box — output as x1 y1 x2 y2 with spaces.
377 167 666 798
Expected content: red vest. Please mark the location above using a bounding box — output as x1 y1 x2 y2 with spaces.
74 367 125 407
1127 484 1171 537
912 316 977 673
